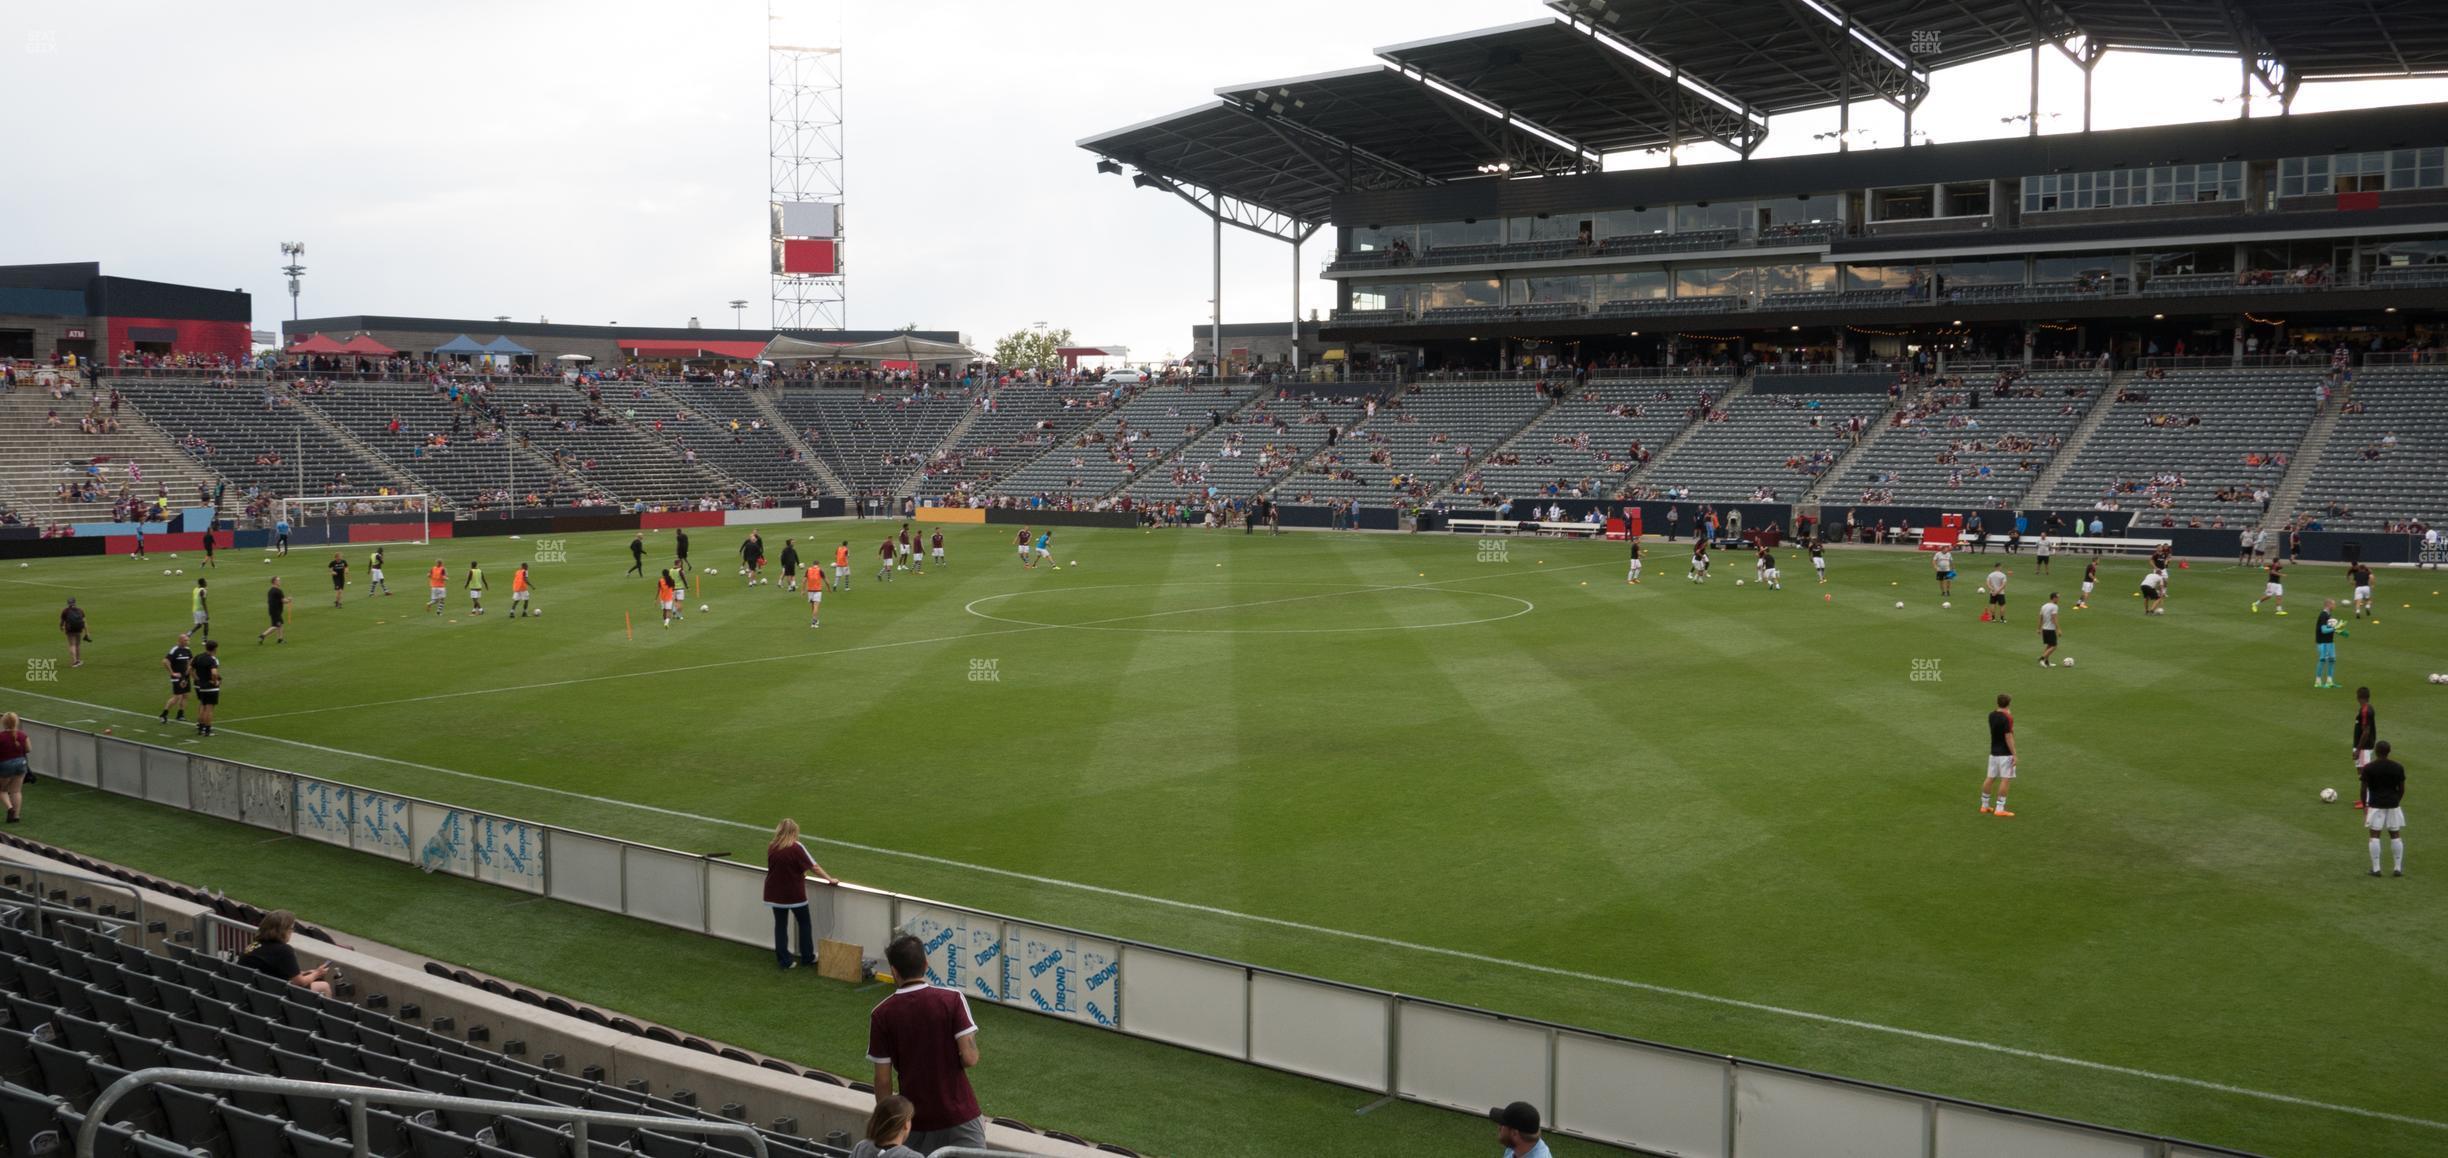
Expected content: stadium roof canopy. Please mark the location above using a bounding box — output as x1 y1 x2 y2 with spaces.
1081 0 2448 237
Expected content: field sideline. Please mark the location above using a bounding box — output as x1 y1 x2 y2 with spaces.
4 522 2444 1156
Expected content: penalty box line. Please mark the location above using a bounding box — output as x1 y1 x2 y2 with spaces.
10 689 2441 1135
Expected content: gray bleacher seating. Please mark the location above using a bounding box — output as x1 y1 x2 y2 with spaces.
2037 367 2320 524
1455 378 1719 502
987 382 1263 503
486 384 738 506
2 382 225 527
2298 365 2448 530
650 383 830 500
921 383 1107 497
1638 393 1887 503
1818 371 2103 505
1120 395 1368 504
1276 381 1547 507
113 378 401 504
298 385 572 509
770 387 969 499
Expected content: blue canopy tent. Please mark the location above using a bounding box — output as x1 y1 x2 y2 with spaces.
431 335 489 355
480 336 535 356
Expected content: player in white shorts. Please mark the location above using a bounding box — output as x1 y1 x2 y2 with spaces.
1763 563 1782 590
806 569 825 628
1625 539 1643 585
1808 538 1826 582
1980 693 2018 816
930 530 946 567
2361 740 2405 876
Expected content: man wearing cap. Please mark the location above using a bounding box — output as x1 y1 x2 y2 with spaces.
1491 1101 1550 1157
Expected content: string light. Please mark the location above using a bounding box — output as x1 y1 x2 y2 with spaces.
2244 313 2286 326
1675 331 1746 342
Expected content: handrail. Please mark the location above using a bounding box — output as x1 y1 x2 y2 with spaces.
932 1149 1036 1157
80 1067 772 1158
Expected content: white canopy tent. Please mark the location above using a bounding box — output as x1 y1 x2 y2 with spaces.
762 334 977 363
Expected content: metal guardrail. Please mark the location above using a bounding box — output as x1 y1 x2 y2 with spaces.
80 1068 772 1158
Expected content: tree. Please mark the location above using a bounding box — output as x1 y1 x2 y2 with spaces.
992 325 1071 372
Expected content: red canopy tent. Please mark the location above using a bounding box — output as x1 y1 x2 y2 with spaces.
284 333 350 355
336 334 400 356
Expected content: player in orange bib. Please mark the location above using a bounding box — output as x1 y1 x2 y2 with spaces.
805 563 826 628
832 541 851 592
656 567 680 628
510 563 534 618
426 561 448 615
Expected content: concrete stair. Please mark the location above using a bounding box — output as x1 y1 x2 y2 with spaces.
2258 398 2346 529
747 390 851 497
1614 374 1753 498
0 387 225 525
2021 371 2128 506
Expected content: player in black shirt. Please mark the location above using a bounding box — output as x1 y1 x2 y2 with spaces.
2361 740 2406 877
159 633 194 723
1808 537 1827 584
2252 562 2287 615
190 640 222 737
626 533 646 577
779 539 802 592
58 598 87 669
741 531 764 586
2349 562 2375 618
675 528 691 573
257 578 290 644
369 547 390 596
2354 687 2379 811
328 552 349 608
1981 693 2018 817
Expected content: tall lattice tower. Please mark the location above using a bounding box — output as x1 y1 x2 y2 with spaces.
768 1 844 329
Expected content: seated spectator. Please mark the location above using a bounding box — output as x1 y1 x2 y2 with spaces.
238 909 334 997
849 1096 925 1158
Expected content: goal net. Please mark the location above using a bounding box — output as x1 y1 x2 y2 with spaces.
283 494 432 545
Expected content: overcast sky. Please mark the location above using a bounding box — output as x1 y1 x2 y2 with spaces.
6 1 2444 363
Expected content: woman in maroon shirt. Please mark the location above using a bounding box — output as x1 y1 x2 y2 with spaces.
766 818 838 970
0 713 30 824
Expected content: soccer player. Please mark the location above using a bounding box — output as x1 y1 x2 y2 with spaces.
464 561 488 616
1984 565 2009 622
896 524 914 571
2353 687 2378 811
1808 537 1827 584
2076 557 2098 609
257 578 289 644
1687 540 1709 583
2349 560 2375 618
833 540 852 591
191 639 222 737
2314 598 2344 689
2036 592 2061 667
878 537 897 584
1762 558 1783 590
369 547 390 596
1625 537 1643 585
58 598 86 669
627 533 646 577
1035 528 1054 567
159 633 193 723
190 578 210 638
2361 740 2406 877
273 514 290 556
657 566 681 627
1980 693 2017 817
2140 565 2167 615
427 560 448 614
2237 528 2255 566
1016 527 1034 569
931 528 946 568
741 531 764 586
806 562 825 628
2035 535 2053 573
510 563 534 617
675 527 692 573
779 539 801 592
1933 546 1955 598
328 551 348 608
201 529 217 568
2252 560 2287 615
1753 545 1772 585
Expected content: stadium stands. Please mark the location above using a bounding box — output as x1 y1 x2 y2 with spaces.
1451 378 1721 502
986 382 1264 503
1816 371 2105 506
645 383 829 501
1119 394 1369 504
113 378 409 507
1633 391 1886 503
1275 381 1548 506
1 384 225 527
295 384 574 510
484 384 738 506
920 384 1108 496
2036 368 2322 525
2296 365 2448 531
769 388 970 500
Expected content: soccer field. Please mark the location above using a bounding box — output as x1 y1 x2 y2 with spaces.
5 524 2445 1156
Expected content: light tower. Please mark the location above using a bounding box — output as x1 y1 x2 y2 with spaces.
769 1 844 330
279 242 307 322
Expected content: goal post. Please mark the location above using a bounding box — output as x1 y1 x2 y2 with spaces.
283 494 432 546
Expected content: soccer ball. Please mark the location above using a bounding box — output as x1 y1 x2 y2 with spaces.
699 604 710 612
2060 657 2074 667
531 608 541 617
175 569 184 576
1941 601 1951 609
169 553 178 559
1894 601 1905 608
2320 788 2339 803
1735 579 1745 586
162 568 173 575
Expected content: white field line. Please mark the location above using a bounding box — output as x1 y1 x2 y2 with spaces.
10 689 2442 1134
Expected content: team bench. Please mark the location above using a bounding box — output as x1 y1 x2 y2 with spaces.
1915 532 2171 556
1448 518 1609 538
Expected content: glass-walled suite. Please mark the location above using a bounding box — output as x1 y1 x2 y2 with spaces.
2277 148 2447 197
2371 234 2448 269
2020 161 2247 213
1360 197 1841 256
2136 247 2235 277
1347 278 1500 312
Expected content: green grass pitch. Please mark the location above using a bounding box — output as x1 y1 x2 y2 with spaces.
4 524 2444 1157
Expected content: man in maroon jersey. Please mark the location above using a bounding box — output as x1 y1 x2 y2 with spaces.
868 935 984 1153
